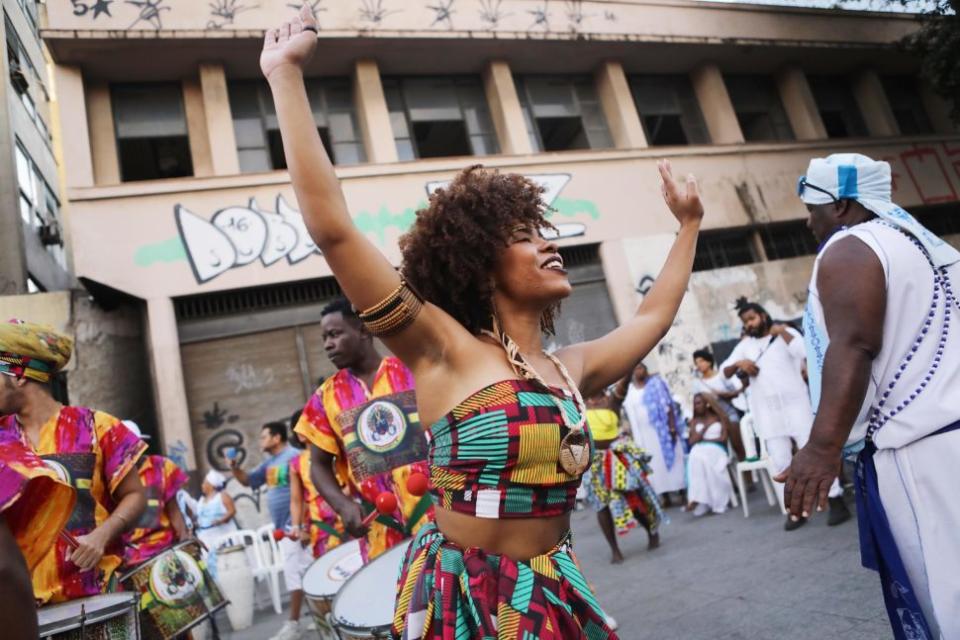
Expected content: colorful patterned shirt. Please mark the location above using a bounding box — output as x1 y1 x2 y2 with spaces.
290 450 341 557
295 357 430 560
0 425 75 571
1 407 147 604
247 444 298 530
123 455 189 567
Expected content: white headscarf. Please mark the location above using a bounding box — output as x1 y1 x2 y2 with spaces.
204 469 226 491
799 153 960 268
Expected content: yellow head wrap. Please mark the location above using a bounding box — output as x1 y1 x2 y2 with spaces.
586 408 620 441
0 320 73 383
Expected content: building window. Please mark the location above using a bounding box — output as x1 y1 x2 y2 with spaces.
112 83 194 182
914 204 960 237
629 74 709 146
15 140 65 266
5 14 51 145
517 76 613 152
693 228 759 272
759 220 818 260
15 0 38 35
881 75 934 135
382 77 498 161
229 79 365 173
724 75 794 142
808 75 867 138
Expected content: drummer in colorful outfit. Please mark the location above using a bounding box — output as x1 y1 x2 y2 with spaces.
294 297 432 562
0 320 147 604
0 426 76 637
121 421 190 568
289 419 342 558
261 9 702 636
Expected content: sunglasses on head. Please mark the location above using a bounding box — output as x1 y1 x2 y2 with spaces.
797 176 839 205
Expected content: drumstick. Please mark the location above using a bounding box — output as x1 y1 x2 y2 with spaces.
59 530 80 550
361 492 398 528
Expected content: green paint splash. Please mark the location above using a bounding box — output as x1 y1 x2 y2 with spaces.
551 197 601 220
353 201 426 244
135 236 186 267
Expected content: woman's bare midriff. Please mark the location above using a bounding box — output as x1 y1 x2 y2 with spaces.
433 507 571 561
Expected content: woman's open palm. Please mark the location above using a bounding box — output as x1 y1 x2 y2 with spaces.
260 6 317 81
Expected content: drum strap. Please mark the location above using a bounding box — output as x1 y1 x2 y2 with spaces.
403 496 433 537
311 520 343 541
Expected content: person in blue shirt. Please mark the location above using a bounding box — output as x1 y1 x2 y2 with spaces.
231 421 311 640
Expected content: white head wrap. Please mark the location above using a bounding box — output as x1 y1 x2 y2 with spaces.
204 469 227 490
799 153 960 267
122 419 150 440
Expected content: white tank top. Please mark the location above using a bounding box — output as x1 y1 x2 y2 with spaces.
805 219 960 450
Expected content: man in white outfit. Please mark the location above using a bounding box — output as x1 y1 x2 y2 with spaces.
721 298 850 531
778 153 960 640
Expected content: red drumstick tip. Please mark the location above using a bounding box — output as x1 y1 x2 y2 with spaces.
406 472 429 497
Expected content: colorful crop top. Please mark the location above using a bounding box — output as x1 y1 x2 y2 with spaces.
426 379 593 519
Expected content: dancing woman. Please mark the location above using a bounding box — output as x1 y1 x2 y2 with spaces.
261 8 703 638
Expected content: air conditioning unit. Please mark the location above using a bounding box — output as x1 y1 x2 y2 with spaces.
9 60 29 95
39 221 61 246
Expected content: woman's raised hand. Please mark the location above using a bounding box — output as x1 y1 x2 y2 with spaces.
657 159 704 227
260 5 318 81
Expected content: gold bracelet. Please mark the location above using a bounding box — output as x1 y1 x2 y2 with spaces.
357 280 424 337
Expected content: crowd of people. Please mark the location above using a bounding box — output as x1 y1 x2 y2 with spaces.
0 7 956 640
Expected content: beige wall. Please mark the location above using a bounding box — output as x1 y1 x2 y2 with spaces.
64 137 960 300
42 0 917 47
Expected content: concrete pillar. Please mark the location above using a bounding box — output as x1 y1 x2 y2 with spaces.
776 66 827 141
198 63 240 175
86 82 121 185
920 83 958 135
852 69 899 137
54 65 94 188
483 60 533 155
690 64 744 145
353 59 398 164
183 78 214 178
595 60 648 150
145 297 197 471
599 240 637 325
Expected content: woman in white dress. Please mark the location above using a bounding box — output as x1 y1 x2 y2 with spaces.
692 348 747 460
685 393 735 516
186 470 237 577
616 363 687 505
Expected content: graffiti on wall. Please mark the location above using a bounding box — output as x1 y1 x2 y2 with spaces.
136 172 600 284
176 195 318 283
208 0 259 29
885 143 960 206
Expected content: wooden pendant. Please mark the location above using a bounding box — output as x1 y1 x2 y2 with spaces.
559 430 590 476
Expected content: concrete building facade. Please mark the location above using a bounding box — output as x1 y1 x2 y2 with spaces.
1 0 70 295
38 0 960 478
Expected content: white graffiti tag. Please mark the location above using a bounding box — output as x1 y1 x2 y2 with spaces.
176 195 319 284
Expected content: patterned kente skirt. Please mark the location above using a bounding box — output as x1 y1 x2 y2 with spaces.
392 521 618 639
582 440 666 536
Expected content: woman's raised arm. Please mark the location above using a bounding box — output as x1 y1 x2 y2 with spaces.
560 160 703 397
261 8 448 365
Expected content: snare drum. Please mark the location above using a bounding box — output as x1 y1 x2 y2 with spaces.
331 540 411 639
38 593 139 639
119 540 227 640
303 538 364 639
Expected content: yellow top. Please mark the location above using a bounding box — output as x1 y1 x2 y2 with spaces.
586 408 620 441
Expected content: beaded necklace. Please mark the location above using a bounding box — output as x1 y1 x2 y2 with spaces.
863 220 957 442
483 315 590 475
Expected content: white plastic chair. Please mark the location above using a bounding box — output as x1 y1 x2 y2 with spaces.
254 523 285 614
211 528 282 615
733 414 784 517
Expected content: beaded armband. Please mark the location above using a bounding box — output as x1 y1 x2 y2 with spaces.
357 280 424 337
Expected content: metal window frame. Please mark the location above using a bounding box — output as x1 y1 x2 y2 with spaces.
517 75 609 152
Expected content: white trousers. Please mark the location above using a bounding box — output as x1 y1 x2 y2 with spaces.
766 434 843 505
874 429 960 639
279 536 314 592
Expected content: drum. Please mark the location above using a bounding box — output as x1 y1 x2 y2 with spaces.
303 538 364 639
331 540 411 639
215 544 254 631
119 540 228 640
38 593 139 639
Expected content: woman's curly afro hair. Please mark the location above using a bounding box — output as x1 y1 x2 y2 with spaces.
399 165 558 336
